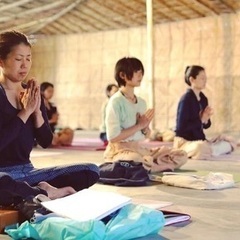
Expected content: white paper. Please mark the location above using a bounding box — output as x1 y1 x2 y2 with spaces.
41 189 132 222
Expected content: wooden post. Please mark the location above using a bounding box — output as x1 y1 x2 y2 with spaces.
146 0 155 128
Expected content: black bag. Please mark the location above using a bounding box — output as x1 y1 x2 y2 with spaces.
0 190 50 222
0 190 23 207
17 195 51 221
98 160 149 186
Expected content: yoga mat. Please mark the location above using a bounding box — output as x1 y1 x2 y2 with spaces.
50 136 106 151
51 145 106 151
71 137 103 146
72 136 173 149
140 140 173 148
30 151 63 158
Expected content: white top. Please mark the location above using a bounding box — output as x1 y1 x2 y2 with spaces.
105 91 147 142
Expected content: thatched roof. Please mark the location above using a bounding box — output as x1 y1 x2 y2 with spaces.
0 0 240 35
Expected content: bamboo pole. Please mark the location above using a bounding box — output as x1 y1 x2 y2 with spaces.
146 0 155 127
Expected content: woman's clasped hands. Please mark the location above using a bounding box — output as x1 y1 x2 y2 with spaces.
137 108 154 136
20 78 41 115
200 106 213 124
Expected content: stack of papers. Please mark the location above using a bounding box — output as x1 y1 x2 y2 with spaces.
41 189 132 222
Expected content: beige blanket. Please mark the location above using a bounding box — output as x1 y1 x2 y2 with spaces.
173 135 237 160
161 172 235 190
104 141 187 173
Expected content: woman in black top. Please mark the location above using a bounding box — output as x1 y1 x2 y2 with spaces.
40 82 74 146
175 65 212 141
174 65 234 159
0 30 99 205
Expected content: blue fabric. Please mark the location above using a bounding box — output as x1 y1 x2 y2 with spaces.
0 163 99 185
0 163 99 202
5 204 165 240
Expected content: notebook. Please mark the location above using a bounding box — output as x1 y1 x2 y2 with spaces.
162 210 191 226
41 189 132 222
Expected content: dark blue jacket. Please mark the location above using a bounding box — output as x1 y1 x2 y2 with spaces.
175 88 211 141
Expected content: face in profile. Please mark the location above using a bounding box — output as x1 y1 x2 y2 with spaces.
191 70 207 90
128 70 143 87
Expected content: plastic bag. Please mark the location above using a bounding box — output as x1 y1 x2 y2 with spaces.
105 204 165 240
5 204 165 240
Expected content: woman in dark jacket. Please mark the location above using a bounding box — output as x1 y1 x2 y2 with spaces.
174 65 234 159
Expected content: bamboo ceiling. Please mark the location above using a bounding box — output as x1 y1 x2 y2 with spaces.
0 0 240 36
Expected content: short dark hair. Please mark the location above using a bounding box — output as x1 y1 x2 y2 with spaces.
0 30 31 60
114 57 144 87
105 83 118 98
40 82 54 93
184 65 205 86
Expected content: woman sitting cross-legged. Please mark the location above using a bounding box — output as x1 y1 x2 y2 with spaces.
0 30 99 205
103 57 187 173
174 65 236 160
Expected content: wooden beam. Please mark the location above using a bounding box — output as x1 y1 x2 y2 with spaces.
92 0 144 27
0 0 32 12
218 0 236 13
0 17 52 33
0 4 80 35
177 0 206 17
57 17 86 33
156 0 190 21
195 0 219 15
146 0 155 127
28 0 85 34
74 2 129 29
0 0 69 23
57 13 89 32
